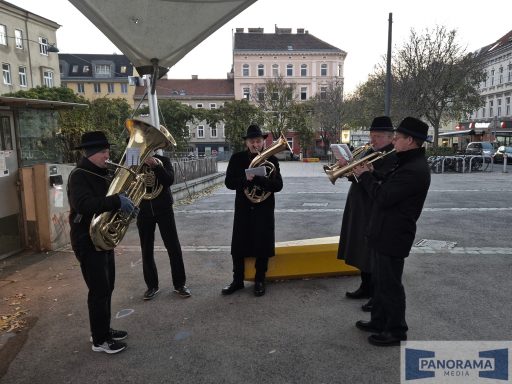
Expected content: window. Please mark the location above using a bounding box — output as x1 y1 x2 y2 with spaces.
94 83 101 93
222 124 225 138
39 37 48 55
258 64 264 76
320 86 327 99
508 64 512 82
43 70 53 87
95 64 111 75
196 103 203 109
300 86 307 100
482 106 486 118
0 116 13 150
211 125 217 138
489 100 494 116
197 125 204 138
498 98 502 116
301 64 307 77
338 64 342 77
210 103 216 109
77 83 85 93
243 87 250 100
18 66 27 87
72 65 79 73
2 63 11 85
286 64 293 77
15 29 23 49
120 66 127 74
491 69 495 86
499 67 503 84
272 64 279 77
185 125 190 138
120 83 128 93
506 97 510 115
321 64 328 76
108 83 115 93
83 65 90 73
242 64 249 77
257 87 265 101
272 90 278 101
0 25 6 46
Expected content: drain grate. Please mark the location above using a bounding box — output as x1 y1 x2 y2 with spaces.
415 239 457 249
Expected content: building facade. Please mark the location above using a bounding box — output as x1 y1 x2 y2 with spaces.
233 26 346 154
0 0 61 95
133 77 234 156
59 53 136 106
463 30 512 146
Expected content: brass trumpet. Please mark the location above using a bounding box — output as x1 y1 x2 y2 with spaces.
325 148 396 185
322 143 370 173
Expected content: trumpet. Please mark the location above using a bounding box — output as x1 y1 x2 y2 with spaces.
322 143 370 173
325 148 396 185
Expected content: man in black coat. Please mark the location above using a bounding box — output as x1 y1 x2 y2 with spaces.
337 116 397 313
68 131 136 354
136 153 190 300
222 124 283 297
352 117 431 346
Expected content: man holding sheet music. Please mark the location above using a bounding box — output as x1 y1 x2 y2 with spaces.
223 124 283 297
337 116 397 312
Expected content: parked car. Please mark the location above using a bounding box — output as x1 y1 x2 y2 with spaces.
492 146 512 164
464 142 495 156
275 150 299 161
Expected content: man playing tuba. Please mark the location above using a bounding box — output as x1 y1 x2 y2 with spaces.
222 124 283 297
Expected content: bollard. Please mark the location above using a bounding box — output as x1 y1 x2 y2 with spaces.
504 154 508 173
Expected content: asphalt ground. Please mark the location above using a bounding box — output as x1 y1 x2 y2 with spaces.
0 162 511 384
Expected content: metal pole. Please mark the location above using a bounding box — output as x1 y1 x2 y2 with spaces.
384 13 393 116
146 74 160 129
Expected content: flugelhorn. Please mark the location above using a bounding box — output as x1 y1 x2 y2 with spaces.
323 143 370 173
325 148 396 185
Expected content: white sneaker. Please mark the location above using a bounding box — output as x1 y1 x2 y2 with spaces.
92 339 127 354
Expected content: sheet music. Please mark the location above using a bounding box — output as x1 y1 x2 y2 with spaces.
330 144 353 161
245 166 266 177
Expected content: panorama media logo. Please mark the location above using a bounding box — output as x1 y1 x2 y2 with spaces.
401 341 511 383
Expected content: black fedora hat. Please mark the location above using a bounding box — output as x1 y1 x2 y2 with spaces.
395 117 430 142
242 124 268 139
74 131 113 149
369 116 394 132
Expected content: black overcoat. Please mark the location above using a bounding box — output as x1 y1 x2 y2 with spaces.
225 150 283 258
67 157 120 253
337 143 397 271
358 147 431 259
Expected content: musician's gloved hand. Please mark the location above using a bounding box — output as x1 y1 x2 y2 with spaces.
252 175 269 189
131 207 140 219
118 194 135 215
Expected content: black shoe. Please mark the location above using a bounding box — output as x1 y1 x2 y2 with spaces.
92 339 127 354
143 287 160 300
368 332 407 347
355 320 383 333
361 298 373 312
254 281 265 297
174 286 191 298
221 281 244 295
345 287 371 299
89 328 128 343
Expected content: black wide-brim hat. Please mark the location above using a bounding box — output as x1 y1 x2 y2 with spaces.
369 116 394 132
395 117 431 142
74 131 113 149
242 124 268 139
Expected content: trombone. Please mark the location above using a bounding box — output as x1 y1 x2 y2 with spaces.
325 148 396 185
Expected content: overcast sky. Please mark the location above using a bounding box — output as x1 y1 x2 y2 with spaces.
7 0 512 94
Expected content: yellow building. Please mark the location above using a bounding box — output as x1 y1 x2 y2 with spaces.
58 53 136 107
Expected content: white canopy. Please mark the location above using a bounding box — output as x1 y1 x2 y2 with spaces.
68 0 257 74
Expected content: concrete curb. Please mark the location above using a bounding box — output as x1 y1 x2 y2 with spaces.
171 171 226 201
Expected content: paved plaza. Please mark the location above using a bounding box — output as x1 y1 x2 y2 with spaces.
1 162 511 383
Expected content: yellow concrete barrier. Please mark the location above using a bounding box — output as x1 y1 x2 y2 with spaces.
244 236 359 281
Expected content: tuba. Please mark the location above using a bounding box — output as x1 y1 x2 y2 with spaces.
244 133 291 203
325 148 396 185
90 118 176 250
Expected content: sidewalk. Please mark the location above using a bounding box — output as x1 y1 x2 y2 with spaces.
1 162 511 383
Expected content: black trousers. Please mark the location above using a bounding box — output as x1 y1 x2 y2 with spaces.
76 247 115 345
137 210 186 290
370 250 408 335
232 254 269 283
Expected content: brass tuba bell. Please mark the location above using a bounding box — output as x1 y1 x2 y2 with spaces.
244 133 291 203
89 118 176 251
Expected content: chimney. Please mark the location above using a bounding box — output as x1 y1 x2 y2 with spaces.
297 28 305 34
235 28 244 33
191 75 198 80
248 27 264 33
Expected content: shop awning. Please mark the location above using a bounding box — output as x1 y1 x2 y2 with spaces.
0 96 88 110
438 130 475 137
